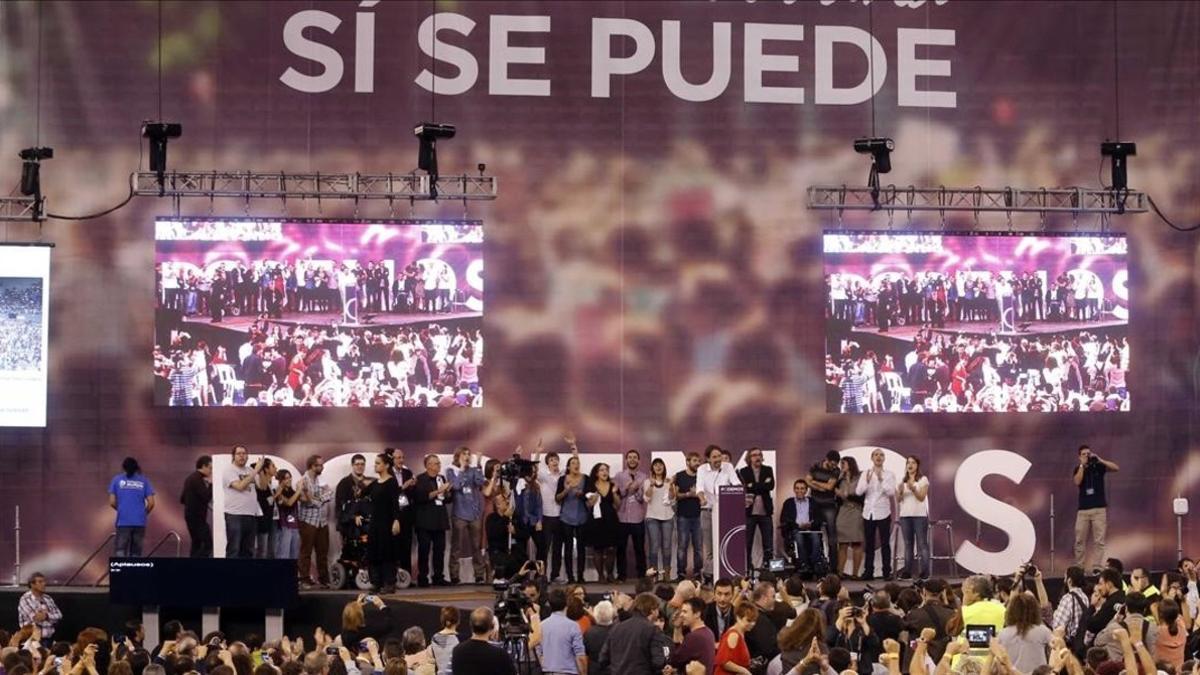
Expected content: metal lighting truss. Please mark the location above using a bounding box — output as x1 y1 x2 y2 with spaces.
807 185 1146 216
0 196 41 222
132 171 497 201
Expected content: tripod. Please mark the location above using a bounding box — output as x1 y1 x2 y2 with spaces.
502 633 536 675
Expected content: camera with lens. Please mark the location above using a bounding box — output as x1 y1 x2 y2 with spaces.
499 456 539 484
493 580 532 637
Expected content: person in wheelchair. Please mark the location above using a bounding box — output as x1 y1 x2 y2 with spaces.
779 479 827 577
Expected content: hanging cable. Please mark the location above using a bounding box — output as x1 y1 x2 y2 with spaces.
1146 194 1200 232
1111 0 1120 140
158 0 164 121
46 185 136 221
35 2 42 147
868 2 876 138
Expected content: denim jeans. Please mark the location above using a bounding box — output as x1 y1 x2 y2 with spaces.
700 510 714 576
276 526 300 559
676 515 702 577
900 516 930 578
256 520 278 559
645 518 674 576
225 514 257 558
114 526 145 557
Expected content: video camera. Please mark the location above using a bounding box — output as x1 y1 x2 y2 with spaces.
498 456 539 485
493 579 533 637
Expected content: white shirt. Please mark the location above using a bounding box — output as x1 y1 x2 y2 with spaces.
855 467 897 521
897 476 930 518
538 464 562 518
697 462 740 511
223 464 262 516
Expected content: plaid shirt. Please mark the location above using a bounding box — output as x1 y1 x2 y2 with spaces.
1052 587 1089 637
298 473 333 527
18 591 62 639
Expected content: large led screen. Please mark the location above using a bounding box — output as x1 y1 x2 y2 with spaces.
823 232 1128 413
153 218 483 408
0 244 50 427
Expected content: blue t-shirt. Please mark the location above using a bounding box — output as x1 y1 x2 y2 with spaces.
109 473 155 527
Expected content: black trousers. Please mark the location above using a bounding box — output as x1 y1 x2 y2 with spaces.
616 522 647 579
863 516 893 578
561 523 586 582
541 516 563 579
397 515 415 574
416 528 446 584
514 524 546 564
186 516 212 558
745 514 774 567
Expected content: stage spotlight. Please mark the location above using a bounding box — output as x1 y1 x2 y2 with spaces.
1101 141 1136 191
414 122 456 198
853 137 894 209
18 147 53 197
142 121 183 175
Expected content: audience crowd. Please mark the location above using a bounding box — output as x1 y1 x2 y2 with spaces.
825 331 1129 414
0 281 43 371
152 320 481 408
9 560 1200 675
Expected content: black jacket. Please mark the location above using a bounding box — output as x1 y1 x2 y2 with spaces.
409 473 451 531
738 465 775 516
598 615 670 675
779 496 817 539
703 602 734 640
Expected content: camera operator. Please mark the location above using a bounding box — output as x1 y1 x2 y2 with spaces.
826 603 880 675
452 608 517 675
539 588 588 675
1072 445 1119 573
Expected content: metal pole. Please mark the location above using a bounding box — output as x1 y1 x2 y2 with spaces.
1178 514 1184 564
13 505 21 587
1049 494 1055 576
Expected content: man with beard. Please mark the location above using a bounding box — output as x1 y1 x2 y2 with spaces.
335 454 375 538
613 449 649 582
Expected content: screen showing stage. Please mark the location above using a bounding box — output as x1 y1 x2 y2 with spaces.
823 231 1128 413
0 244 50 427
153 218 483 408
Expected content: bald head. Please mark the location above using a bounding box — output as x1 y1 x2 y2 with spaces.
470 607 495 637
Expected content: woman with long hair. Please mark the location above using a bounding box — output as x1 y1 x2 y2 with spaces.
365 452 403 592
253 459 278 559
897 455 931 580
715 603 759 675
587 463 620 583
775 608 827 675
997 592 1051 673
643 458 675 581
834 456 864 578
556 457 598 583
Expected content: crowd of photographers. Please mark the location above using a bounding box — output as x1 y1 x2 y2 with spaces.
8 558 1200 675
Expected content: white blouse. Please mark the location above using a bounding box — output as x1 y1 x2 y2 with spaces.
897 475 930 518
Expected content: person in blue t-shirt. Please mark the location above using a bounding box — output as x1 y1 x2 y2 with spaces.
108 457 156 557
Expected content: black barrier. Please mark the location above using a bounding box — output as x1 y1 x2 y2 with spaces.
109 558 298 608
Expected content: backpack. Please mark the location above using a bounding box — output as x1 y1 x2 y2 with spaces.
1066 591 1093 658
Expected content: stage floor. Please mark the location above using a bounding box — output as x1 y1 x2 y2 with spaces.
849 318 1127 343
176 310 481 331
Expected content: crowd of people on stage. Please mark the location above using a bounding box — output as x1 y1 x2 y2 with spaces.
826 271 1113 332
14 441 1200 675
155 259 466 323
826 330 1129 413
153 320 482 408
0 282 43 371
153 442 942 588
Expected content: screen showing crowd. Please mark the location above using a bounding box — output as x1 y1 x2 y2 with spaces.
153 218 484 408
823 232 1129 413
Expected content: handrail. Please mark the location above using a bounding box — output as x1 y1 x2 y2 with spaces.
95 531 183 586
64 532 115 586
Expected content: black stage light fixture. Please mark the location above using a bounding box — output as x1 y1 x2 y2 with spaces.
414 122 456 198
1101 141 1136 191
18 146 53 197
854 137 895 209
142 121 183 175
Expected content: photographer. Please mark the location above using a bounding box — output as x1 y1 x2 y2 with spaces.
540 588 587 675
1072 445 1119 572
825 603 879 675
